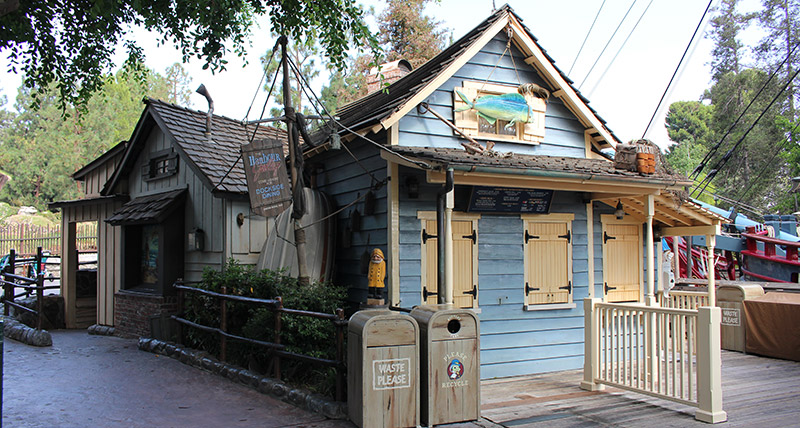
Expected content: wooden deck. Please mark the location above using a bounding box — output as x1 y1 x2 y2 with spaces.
479 351 800 427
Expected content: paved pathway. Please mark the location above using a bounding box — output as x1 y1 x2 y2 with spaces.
3 331 351 428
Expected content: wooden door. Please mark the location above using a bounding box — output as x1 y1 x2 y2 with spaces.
525 221 572 305
423 220 477 308
602 222 641 302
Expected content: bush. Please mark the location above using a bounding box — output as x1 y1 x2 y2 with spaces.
183 259 348 396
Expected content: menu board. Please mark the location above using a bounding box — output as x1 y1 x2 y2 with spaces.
241 137 292 217
467 186 553 213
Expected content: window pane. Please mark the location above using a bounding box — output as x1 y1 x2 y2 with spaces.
141 225 159 285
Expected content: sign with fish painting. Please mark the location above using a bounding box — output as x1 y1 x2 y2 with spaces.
242 137 292 217
453 81 547 144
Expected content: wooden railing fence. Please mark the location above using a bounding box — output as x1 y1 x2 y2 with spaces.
582 298 726 423
1 248 61 330
0 223 98 255
659 289 709 310
172 280 347 401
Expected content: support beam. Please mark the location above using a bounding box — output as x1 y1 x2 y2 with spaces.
707 234 716 306
646 195 655 305
444 189 454 304
660 224 721 237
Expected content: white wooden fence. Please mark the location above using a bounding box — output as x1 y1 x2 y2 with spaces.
660 289 709 310
581 298 726 423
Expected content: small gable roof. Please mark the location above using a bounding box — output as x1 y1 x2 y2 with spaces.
105 98 286 196
329 4 620 150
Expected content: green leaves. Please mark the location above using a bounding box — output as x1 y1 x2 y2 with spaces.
1 0 381 112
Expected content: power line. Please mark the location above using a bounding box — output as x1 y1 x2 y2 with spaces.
578 0 638 90
586 0 654 97
569 0 607 76
641 0 714 139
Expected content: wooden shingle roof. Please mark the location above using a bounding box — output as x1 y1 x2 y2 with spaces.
147 99 286 194
105 99 286 196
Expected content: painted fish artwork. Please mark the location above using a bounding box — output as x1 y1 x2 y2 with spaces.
455 83 550 129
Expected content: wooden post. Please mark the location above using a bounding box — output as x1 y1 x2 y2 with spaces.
4 249 15 316
581 298 604 391
281 36 310 286
220 286 228 362
707 234 716 307
273 296 283 380
36 273 44 330
335 307 345 402
176 279 185 346
444 185 454 304
645 195 655 304
696 306 727 423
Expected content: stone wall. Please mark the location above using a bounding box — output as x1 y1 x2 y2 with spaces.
114 291 176 338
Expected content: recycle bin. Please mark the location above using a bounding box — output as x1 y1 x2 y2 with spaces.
717 284 764 352
410 304 480 426
347 309 420 428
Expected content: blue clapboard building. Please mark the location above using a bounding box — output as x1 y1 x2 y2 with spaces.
306 5 727 379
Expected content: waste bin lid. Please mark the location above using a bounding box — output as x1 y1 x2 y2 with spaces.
349 309 418 347
718 284 765 301
410 304 479 340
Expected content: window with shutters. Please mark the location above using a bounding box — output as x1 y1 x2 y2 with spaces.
601 215 643 303
453 81 546 144
142 149 178 181
523 213 574 309
418 212 480 309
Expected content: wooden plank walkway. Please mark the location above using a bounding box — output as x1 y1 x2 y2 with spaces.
478 351 800 427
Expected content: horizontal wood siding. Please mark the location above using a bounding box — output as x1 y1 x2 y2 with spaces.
396 186 593 379
311 138 388 302
397 35 586 158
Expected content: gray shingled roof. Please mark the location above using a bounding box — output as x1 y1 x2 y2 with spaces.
147 99 287 194
389 146 691 186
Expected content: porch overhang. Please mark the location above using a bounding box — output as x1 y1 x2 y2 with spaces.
105 188 186 226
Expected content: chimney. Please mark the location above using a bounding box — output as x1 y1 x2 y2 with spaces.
366 59 412 93
195 84 214 138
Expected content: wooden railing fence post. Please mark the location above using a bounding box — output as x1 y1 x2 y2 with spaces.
220 286 228 362
36 273 44 330
335 307 345 402
274 296 282 380
581 298 603 391
695 306 727 423
176 279 184 346
4 249 16 316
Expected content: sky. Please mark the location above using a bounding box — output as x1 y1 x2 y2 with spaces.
0 0 767 149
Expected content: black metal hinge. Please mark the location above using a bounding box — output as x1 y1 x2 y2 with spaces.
423 286 438 300
558 230 571 243
559 281 572 293
604 231 616 244
463 285 477 298
422 229 437 244
525 230 539 243
462 230 476 244
604 282 617 294
525 283 540 296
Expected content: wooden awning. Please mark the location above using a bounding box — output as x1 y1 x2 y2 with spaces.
594 194 729 236
106 188 186 226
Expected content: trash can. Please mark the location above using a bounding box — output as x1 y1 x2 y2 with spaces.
410 304 480 426
717 284 764 352
347 309 420 428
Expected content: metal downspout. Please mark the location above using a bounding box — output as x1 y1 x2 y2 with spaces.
437 168 454 304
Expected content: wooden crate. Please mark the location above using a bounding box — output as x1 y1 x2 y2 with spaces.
347 309 420 428
411 304 480 426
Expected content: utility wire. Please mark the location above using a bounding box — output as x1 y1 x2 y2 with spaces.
569 0 607 76
693 66 800 198
586 0 654 97
641 0 714 138
578 0 638 90
691 41 800 179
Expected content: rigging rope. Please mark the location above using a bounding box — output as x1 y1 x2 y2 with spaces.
569 0 607 76
691 41 800 179
641 0 714 138
578 0 638 90
693 66 800 198
585 0 654 97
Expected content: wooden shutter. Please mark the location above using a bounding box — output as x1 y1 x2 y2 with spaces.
522 97 546 144
525 220 572 305
421 219 477 308
602 223 642 302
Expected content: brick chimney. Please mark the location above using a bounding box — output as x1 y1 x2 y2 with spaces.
366 59 412 93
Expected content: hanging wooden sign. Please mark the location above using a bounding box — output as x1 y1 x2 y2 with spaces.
241 137 292 217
